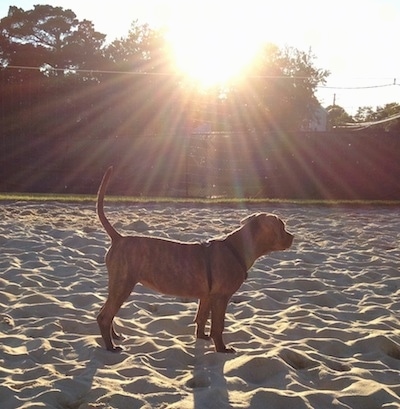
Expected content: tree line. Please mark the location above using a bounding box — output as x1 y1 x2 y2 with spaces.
0 4 331 141
2 4 399 139
327 102 400 131
2 4 398 139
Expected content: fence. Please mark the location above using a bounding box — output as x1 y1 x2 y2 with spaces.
1 130 400 200
2 68 400 200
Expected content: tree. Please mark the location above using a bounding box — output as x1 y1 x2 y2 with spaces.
221 44 329 132
0 5 331 139
354 106 375 123
326 105 353 128
0 5 106 72
354 103 400 131
100 21 185 136
0 5 110 139
105 21 172 72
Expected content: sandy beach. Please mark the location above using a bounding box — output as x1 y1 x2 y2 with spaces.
0 201 399 408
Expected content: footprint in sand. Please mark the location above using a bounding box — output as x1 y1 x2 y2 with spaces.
279 348 319 370
185 373 212 389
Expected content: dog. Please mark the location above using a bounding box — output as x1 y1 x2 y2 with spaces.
96 167 293 353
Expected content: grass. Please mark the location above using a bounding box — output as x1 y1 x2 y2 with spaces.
0 192 399 207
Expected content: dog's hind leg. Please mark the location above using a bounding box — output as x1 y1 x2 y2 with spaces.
97 284 135 352
195 297 212 340
97 301 121 352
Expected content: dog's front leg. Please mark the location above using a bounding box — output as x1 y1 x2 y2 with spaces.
210 295 235 353
195 297 212 340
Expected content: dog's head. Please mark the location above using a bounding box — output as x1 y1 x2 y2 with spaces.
241 213 293 252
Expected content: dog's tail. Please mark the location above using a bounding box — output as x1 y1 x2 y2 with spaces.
97 166 121 242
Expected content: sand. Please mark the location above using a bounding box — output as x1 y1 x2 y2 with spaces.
0 201 399 409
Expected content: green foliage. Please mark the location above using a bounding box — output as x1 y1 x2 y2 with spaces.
0 192 399 207
0 5 106 70
104 21 170 71
0 4 329 139
354 106 375 122
354 103 400 131
326 105 354 128
228 45 330 131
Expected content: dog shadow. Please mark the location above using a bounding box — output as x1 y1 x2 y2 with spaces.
187 339 235 409
87 335 233 407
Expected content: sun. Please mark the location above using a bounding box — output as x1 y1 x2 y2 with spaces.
166 3 265 88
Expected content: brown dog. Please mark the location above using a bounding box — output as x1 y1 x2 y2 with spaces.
96 167 293 353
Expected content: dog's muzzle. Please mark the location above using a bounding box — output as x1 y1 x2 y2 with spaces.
281 232 294 250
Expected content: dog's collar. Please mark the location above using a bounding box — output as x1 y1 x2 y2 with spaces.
202 240 248 291
224 240 248 280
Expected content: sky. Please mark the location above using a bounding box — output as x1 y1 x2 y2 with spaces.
0 0 399 115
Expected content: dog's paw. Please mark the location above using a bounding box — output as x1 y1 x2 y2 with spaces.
107 345 123 353
216 346 236 354
196 333 211 341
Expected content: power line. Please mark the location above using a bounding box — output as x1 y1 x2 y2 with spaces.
2 64 400 109
319 82 397 90
2 64 176 76
2 64 314 78
3 64 398 90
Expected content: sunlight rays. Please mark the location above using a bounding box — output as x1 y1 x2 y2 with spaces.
166 2 265 89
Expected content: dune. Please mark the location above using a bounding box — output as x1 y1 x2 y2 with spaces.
0 201 399 408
